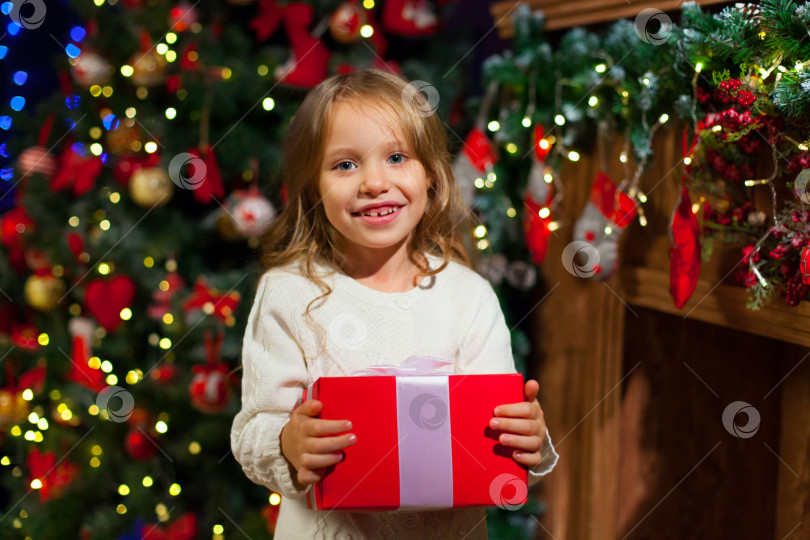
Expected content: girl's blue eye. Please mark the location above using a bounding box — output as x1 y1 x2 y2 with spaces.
337 161 355 171
388 154 405 164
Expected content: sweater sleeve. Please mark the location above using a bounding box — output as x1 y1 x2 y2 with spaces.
230 273 311 499
457 275 559 484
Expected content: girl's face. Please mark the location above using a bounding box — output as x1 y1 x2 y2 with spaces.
318 100 429 262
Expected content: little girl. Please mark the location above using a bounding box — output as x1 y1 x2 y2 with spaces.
231 69 559 539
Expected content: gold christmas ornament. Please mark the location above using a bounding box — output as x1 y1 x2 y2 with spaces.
329 3 367 44
128 49 168 87
0 389 28 427
106 120 141 155
130 167 174 207
25 273 66 312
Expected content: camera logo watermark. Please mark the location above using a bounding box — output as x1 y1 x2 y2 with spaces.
489 473 528 511
328 312 368 350
561 240 600 278
10 0 47 30
408 392 448 431
722 401 760 439
96 386 135 423
634 8 672 45
401 80 440 117
794 169 810 204
168 152 207 191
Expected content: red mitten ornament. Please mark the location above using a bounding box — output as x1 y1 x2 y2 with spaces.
451 127 498 209
85 275 136 332
669 186 700 308
572 171 637 280
274 3 331 88
189 332 236 413
67 317 106 392
383 0 438 36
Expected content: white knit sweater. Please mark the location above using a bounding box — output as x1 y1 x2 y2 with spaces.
231 255 559 539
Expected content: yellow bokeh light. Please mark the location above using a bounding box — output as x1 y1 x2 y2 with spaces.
120 308 132 321
0 456 9 465
90 143 103 156
166 32 177 44
506 207 517 218
213 524 224 534
28 412 39 424
22 389 33 401
360 25 374 38
61 410 73 421
68 216 80 227
125 107 136 118
118 484 130 496
155 421 168 433
144 142 158 154
162 313 174 325
102 86 113 98
106 374 118 385
110 192 121 203
474 178 485 189
473 225 487 238
98 263 110 275
189 441 201 455
539 139 550 150
165 108 177 120
257 65 269 76
116 504 127 514
166 50 177 63
476 239 489 250
126 371 139 385
221 68 232 80
156 503 168 516
88 357 101 369
538 207 551 219
156 43 168 55
91 445 103 455
37 333 49 346
169 483 181 496
101 360 113 373
143 476 153 487
90 457 101 468
159 338 172 350
548 221 560 232
89 127 102 139
89 404 100 415
10 426 21 436
37 419 48 430
34 431 43 442
505 143 517 154
269 492 281 505
99 219 110 231
262 97 275 111
89 85 102 97
487 120 500 132
30 479 42 489
144 256 154 268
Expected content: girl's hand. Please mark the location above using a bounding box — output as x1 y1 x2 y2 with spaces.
490 379 548 468
280 399 357 486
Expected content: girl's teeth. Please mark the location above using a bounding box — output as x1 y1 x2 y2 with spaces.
363 207 397 217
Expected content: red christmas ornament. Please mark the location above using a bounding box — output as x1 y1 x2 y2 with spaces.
523 193 552 266
383 0 438 36
10 324 41 351
670 186 701 309
150 364 179 384
330 2 366 44
1 207 35 248
189 331 236 413
230 187 276 237
274 3 331 88
169 2 199 32
182 278 241 324
140 513 198 540
51 145 104 197
249 0 284 41
26 448 79 502
85 275 136 332
125 427 159 460
186 146 225 204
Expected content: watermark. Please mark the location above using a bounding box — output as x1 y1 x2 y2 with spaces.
408 392 448 430
401 80 440 117
794 168 810 204
96 386 135 423
10 0 47 30
327 312 368 350
634 8 672 46
722 401 760 438
561 240 600 278
489 473 528 511
168 152 207 191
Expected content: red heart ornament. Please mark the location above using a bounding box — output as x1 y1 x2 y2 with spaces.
85 276 136 332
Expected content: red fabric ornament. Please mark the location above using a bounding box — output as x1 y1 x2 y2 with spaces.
801 244 810 285
150 364 179 384
1 207 34 248
140 513 198 540
451 127 499 208
51 146 103 197
523 194 552 265
186 146 226 204
182 278 241 323
383 0 438 36
66 232 85 262
26 448 78 503
125 427 159 460
113 154 160 185
148 271 186 320
10 324 41 351
249 0 284 41
18 146 58 178
85 275 136 332
669 186 701 309
330 2 366 44
189 331 235 413
67 317 106 392
274 3 331 88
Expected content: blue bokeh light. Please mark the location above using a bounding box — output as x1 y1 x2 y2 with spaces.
103 114 120 131
7 22 21 36
0 144 7 158
13 71 27 85
70 26 86 42
0 116 12 130
71 142 85 156
0 3 11 16
0 168 13 181
65 95 81 109
10 96 25 111
0 46 7 59
65 44 81 58
64 119 76 130
100 153 109 164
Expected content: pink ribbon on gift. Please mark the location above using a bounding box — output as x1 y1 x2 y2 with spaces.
352 356 455 510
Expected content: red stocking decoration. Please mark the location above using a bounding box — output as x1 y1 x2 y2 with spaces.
68 317 106 392
572 171 637 280
383 0 438 36
249 0 284 41
451 127 498 209
187 146 226 204
669 186 700 308
274 3 331 88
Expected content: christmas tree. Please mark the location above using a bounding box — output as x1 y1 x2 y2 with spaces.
0 1 541 537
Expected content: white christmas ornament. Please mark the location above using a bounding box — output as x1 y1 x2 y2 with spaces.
232 191 276 237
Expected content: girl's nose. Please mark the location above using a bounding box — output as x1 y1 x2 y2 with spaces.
359 163 389 195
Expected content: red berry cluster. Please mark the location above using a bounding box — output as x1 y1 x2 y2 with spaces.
714 79 757 108
703 148 754 182
788 152 810 173
702 200 755 227
783 265 808 306
736 243 761 287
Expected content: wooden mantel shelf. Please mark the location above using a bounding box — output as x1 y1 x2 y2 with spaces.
618 265 810 348
490 0 732 35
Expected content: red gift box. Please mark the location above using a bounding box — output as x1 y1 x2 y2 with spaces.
303 361 528 511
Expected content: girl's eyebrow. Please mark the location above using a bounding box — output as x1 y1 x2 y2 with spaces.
324 141 408 161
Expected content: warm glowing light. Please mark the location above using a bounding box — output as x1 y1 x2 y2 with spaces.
106 374 118 385
120 308 132 320
544 173 553 183
126 371 139 384
28 412 39 424
538 207 551 219
695 62 703 73
262 97 275 111
162 313 174 325
144 142 158 153
604 226 613 235
506 143 517 154
90 456 101 467
166 32 177 44
91 445 102 455
169 483 181 496
712 125 722 132
118 484 130 496
692 203 701 214
37 418 48 430
101 360 113 373
22 389 33 401
37 333 49 346
595 64 606 73
156 421 168 433
487 120 500 132
99 219 110 231
474 178 485 189
213 525 225 534
159 338 172 349
588 96 598 107
1 457 9 466
69 216 80 227
548 221 560 232
89 357 101 369
165 108 177 120
506 207 516 218
98 263 110 275
189 441 201 454
568 151 580 162
363 0 375 7
257 65 269 76
143 476 153 487
474 225 487 238
269 493 282 505
30 479 42 489
477 239 489 250
554 115 565 126
125 107 136 118
116 504 127 514
156 44 168 55
538 139 550 150
90 143 103 156
144 256 154 268
659 113 669 123
360 25 374 38
522 117 531 127
10 426 21 436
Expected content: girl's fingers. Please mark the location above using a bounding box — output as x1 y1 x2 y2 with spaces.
524 379 540 402
307 418 353 437
498 433 544 453
297 467 324 485
297 399 323 417
512 450 544 468
300 451 345 471
308 432 357 454
490 417 542 436
493 402 533 419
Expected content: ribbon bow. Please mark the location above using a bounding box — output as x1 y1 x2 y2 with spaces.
350 356 452 376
